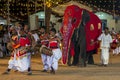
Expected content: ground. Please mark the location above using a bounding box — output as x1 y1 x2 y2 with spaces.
0 53 120 80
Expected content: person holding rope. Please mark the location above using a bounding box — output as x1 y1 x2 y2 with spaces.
98 27 112 67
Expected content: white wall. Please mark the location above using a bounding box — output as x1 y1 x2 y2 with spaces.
95 12 120 32
35 12 45 19
116 20 120 32
29 14 38 30
29 11 44 30
0 20 7 25
95 12 116 31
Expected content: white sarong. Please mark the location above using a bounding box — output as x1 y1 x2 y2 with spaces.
8 49 30 72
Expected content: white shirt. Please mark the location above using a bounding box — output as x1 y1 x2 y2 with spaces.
98 33 112 48
32 33 40 42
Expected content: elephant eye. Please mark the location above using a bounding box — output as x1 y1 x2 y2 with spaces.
72 18 76 23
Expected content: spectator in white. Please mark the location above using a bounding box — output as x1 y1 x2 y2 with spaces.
111 27 116 35
31 30 40 54
55 30 62 40
98 27 112 67
31 30 40 43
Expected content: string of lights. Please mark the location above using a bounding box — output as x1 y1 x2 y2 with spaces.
0 0 119 21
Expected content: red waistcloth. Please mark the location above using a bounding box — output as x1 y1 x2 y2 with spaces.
49 41 58 49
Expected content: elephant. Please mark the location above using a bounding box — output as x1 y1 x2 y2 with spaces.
60 5 102 67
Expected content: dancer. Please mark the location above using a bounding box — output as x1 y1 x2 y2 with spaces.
3 27 32 75
49 28 62 74
39 27 49 72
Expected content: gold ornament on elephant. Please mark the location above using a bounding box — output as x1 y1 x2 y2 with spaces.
98 23 101 29
90 24 94 31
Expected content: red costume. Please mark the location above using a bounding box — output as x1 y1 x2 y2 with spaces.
40 34 49 47
85 11 102 52
19 37 30 47
60 5 102 65
48 36 62 71
49 37 58 49
7 35 31 72
18 36 30 56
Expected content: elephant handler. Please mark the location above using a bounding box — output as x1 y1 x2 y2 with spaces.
97 27 112 67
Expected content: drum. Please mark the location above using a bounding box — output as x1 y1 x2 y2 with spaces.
39 45 53 56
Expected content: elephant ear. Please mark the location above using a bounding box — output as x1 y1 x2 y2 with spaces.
60 5 83 64
85 11 102 52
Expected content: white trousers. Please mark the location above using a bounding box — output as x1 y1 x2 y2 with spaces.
41 48 62 70
8 50 31 72
41 54 51 70
101 48 109 65
113 47 120 55
50 48 62 70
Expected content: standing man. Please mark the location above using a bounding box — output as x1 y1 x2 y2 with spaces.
98 27 112 66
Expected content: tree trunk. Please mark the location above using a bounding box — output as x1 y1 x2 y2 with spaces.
45 6 51 33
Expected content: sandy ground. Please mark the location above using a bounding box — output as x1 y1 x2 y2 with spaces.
0 53 120 80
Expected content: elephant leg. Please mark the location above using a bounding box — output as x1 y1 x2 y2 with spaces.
88 54 94 64
67 53 72 66
72 46 79 66
76 22 87 67
78 52 86 67
87 50 96 64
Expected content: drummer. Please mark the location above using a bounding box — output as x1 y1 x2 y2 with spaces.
48 28 62 74
39 26 49 72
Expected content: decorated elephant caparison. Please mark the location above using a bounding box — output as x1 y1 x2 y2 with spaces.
60 5 102 67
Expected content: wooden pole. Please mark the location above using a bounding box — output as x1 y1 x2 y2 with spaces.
27 0 30 29
45 6 51 33
44 0 46 26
